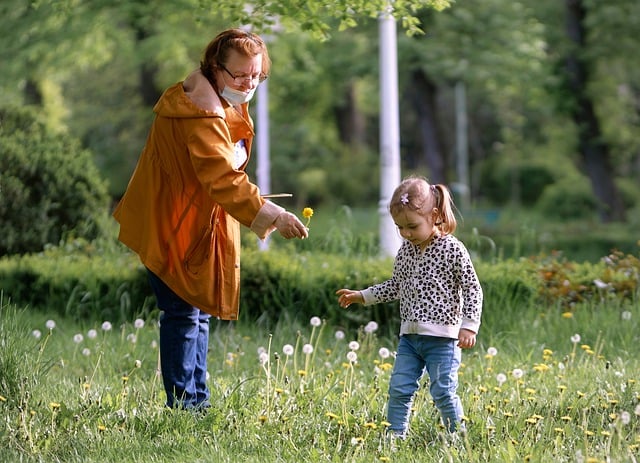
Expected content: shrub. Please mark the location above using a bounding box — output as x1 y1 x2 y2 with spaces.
480 156 556 206
0 106 110 255
535 176 598 220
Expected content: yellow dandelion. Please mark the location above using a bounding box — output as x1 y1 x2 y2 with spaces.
325 412 339 420
577 391 586 398
298 370 307 377
601 430 611 436
274 388 284 394
503 411 514 418
525 388 537 395
364 422 377 429
533 363 550 372
562 312 573 318
302 207 314 228
543 348 553 356
554 428 564 433
49 402 61 410
258 415 268 423
97 424 106 432
525 417 538 424
558 385 567 392
584 430 595 436
561 416 572 422
380 457 391 462
381 421 391 427
580 344 591 350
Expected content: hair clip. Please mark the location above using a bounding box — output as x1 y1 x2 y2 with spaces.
400 193 409 205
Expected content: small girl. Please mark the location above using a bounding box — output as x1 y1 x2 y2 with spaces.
336 175 483 438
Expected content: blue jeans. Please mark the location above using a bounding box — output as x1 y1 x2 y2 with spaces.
387 334 464 434
147 270 211 409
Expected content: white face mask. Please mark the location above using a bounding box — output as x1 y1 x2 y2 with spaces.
221 85 256 106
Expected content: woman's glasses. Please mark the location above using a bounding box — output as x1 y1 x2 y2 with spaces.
220 63 267 85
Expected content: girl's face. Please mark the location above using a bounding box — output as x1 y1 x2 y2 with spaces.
393 208 438 250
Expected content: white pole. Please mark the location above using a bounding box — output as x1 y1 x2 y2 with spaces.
454 81 470 211
379 2 402 257
256 80 271 251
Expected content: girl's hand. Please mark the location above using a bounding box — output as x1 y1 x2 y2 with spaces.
457 328 476 349
336 289 363 308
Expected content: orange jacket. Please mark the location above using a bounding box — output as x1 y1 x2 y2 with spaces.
113 70 283 319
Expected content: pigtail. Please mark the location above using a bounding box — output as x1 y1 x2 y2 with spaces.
433 184 458 235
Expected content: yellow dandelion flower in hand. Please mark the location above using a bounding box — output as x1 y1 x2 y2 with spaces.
302 207 314 228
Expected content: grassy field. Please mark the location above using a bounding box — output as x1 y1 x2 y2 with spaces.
1 287 639 462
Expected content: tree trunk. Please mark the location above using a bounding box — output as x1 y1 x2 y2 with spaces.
406 69 446 184
333 83 366 147
565 0 626 222
23 79 43 106
135 26 161 107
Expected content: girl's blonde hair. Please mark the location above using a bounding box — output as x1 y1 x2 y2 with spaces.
389 175 458 235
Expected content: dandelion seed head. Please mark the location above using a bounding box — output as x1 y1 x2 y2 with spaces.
571 334 581 344
87 329 97 339
496 373 507 385
348 341 360 351
101 321 112 331
82 348 91 356
134 319 145 329
259 352 269 365
378 347 390 359
127 334 137 343
593 279 609 289
620 411 631 425
283 344 294 356
621 311 632 321
134 359 142 368
302 343 314 355
635 404 640 416
150 340 158 349
512 368 524 379
32 329 42 339
346 351 358 363
364 321 378 333
73 334 84 344
257 346 267 355
487 347 498 357
335 330 345 341
310 316 322 327
45 320 56 330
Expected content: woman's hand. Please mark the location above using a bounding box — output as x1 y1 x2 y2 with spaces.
457 328 477 349
336 289 364 308
274 211 309 239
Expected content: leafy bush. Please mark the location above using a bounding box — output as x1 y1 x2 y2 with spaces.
480 156 556 206
535 177 597 220
0 106 110 255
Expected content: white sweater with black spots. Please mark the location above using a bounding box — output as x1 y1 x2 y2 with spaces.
361 234 483 339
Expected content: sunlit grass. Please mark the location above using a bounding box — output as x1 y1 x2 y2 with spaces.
1 297 639 462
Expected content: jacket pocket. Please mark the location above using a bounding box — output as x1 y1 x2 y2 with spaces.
184 226 212 275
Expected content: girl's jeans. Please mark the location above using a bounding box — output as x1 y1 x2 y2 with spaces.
387 334 464 435
147 269 210 409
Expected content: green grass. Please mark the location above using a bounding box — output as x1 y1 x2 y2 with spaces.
1 291 639 462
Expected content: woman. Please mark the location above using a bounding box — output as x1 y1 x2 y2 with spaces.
113 28 308 409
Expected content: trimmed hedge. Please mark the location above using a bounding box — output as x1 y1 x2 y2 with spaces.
0 246 636 330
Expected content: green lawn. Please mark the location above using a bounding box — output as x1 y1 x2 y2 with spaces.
1 291 638 462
